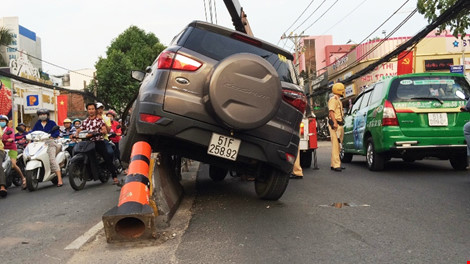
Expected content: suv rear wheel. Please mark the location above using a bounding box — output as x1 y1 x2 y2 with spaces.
366 138 385 171
255 165 289 200
208 53 282 130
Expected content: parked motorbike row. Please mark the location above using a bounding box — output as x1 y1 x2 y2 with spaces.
4 126 122 192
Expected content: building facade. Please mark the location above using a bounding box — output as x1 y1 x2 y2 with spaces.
310 31 470 118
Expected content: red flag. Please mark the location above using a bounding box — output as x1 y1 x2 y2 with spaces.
57 95 68 126
397 50 414 75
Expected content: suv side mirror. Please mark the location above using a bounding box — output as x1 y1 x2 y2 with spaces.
131 70 146 82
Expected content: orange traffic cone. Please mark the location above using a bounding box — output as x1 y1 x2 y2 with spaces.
102 141 157 242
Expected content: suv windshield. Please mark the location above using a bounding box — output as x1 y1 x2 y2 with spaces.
388 75 470 102
182 27 299 84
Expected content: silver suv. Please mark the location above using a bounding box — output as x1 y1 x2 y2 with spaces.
121 21 306 200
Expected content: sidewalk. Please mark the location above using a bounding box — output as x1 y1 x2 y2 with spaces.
66 161 201 264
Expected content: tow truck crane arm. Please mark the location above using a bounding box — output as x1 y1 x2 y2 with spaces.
223 0 254 37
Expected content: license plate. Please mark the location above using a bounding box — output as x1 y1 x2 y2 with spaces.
428 113 448 126
207 133 241 161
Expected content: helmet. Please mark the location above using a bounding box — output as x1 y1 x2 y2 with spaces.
96 102 104 109
73 118 81 124
18 122 26 127
106 110 116 117
63 118 72 123
37 108 50 116
0 115 8 121
332 82 345 96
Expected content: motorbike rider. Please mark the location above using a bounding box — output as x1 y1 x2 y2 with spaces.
60 118 76 156
106 110 122 162
76 102 119 184
1 115 27 189
73 119 81 129
0 127 7 197
31 109 63 187
15 122 28 150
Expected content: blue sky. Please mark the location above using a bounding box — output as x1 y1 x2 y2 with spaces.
5 0 429 75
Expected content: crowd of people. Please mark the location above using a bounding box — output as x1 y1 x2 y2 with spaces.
0 102 123 198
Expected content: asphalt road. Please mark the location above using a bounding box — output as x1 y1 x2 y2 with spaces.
0 173 122 264
2 141 470 264
175 142 470 264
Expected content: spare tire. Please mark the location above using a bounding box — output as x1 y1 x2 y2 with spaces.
208 53 282 130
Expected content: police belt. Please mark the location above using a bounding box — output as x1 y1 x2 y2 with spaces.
328 119 344 127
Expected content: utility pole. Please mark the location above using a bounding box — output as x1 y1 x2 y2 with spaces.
281 33 309 75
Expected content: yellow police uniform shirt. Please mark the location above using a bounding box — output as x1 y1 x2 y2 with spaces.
328 95 344 122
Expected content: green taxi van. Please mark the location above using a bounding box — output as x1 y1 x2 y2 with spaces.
341 72 470 171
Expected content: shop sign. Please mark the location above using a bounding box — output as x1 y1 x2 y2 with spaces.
446 37 470 53
450 65 464 73
311 72 328 90
459 57 470 69
360 62 397 85
24 92 42 114
345 84 355 98
424 58 454 71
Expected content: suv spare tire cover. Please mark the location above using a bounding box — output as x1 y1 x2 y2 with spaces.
208 53 282 130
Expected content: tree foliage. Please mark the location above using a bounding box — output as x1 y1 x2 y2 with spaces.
417 0 470 38
89 26 166 115
0 27 14 66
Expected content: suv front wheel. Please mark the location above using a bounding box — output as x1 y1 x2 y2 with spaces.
366 138 385 171
255 165 290 200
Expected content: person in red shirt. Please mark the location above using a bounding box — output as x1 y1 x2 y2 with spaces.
0 115 26 189
106 110 122 162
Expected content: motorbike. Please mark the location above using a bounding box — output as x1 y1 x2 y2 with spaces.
68 130 119 190
3 149 17 188
23 127 71 191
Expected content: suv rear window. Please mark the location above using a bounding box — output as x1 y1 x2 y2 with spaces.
388 76 470 102
182 27 299 84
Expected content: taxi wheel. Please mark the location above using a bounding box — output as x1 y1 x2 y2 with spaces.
366 138 384 171
449 156 467 171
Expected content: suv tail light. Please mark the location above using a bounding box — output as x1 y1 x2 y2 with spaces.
282 89 307 114
230 33 262 47
157 51 202 71
382 100 399 126
140 113 161 123
300 122 305 137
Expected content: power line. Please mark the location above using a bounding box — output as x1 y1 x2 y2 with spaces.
203 0 208 22
278 0 316 44
214 0 218 24
320 0 369 35
355 0 410 47
1 43 95 79
291 0 328 33
302 0 340 33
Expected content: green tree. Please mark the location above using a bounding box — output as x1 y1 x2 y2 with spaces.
90 26 166 115
417 0 470 38
0 27 14 66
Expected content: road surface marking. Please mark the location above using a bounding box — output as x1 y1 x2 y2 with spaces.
64 221 103 250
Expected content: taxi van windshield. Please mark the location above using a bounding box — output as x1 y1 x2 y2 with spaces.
388 76 470 102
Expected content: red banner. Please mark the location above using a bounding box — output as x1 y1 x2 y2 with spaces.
397 50 414 75
57 95 68 126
